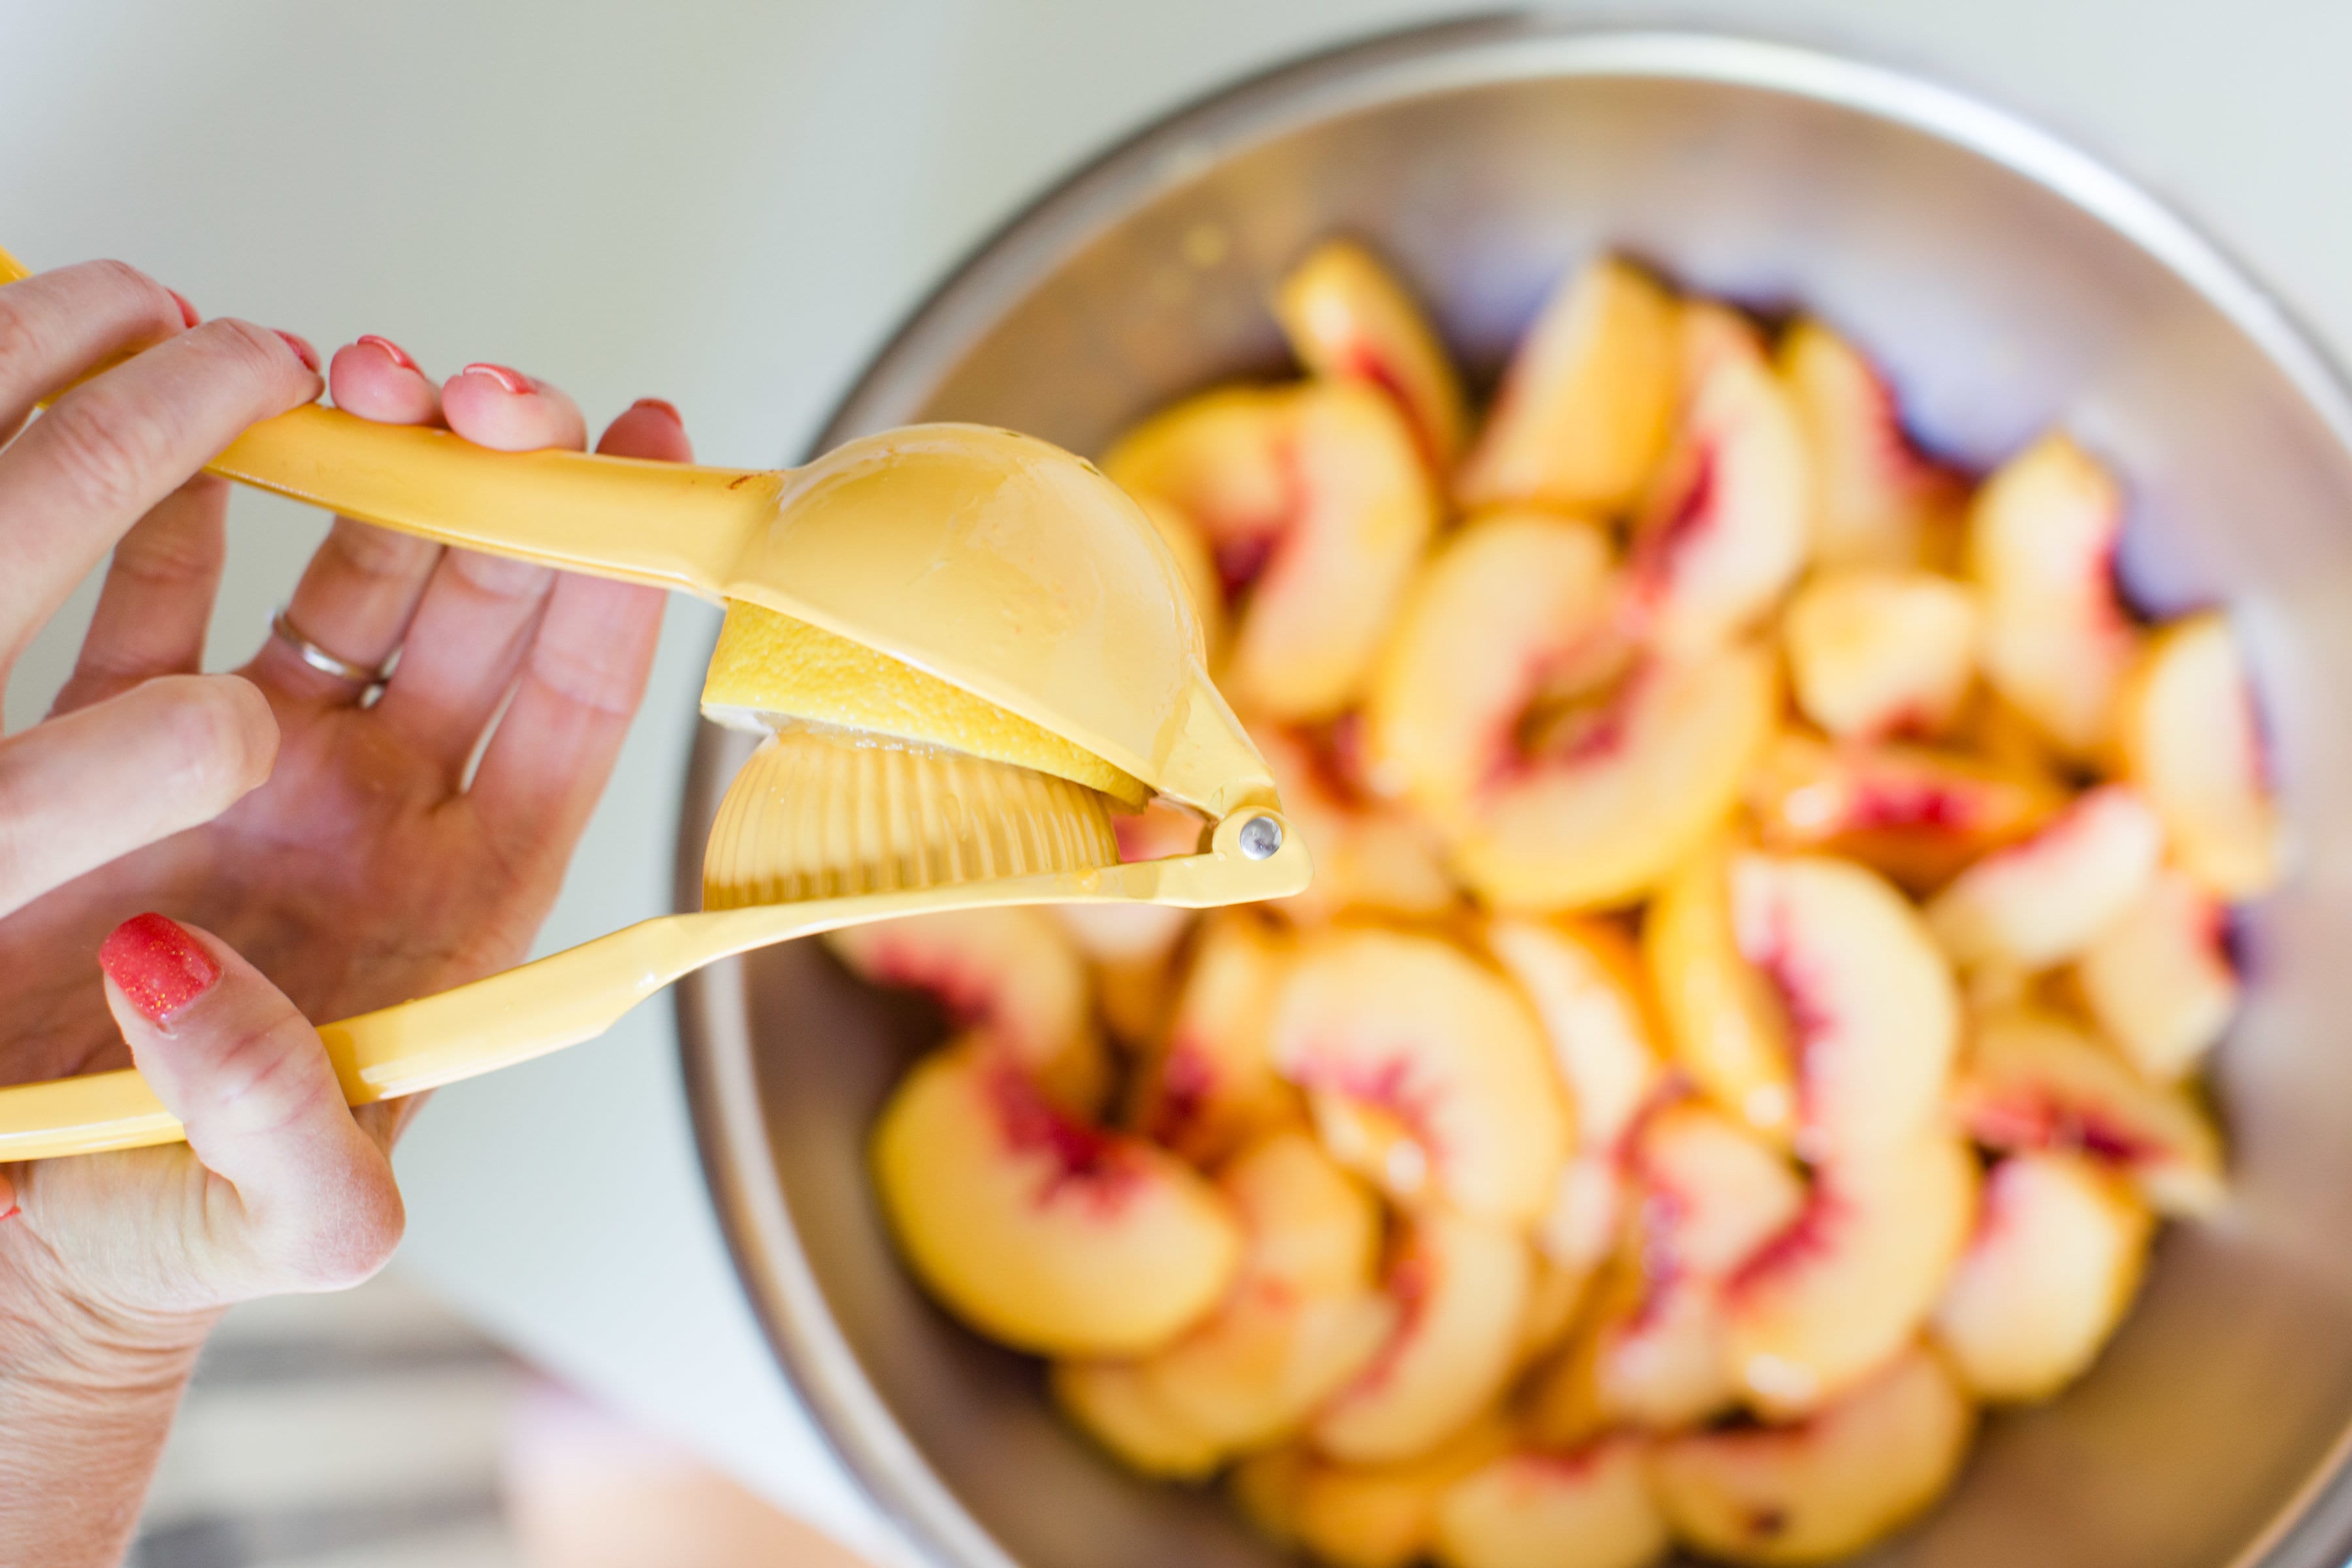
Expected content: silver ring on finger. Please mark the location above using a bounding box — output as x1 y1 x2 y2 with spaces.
271 606 398 700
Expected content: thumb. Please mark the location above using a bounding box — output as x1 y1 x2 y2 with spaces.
97 913 404 1296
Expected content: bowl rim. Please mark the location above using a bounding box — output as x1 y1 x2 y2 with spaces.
676 16 2352 1568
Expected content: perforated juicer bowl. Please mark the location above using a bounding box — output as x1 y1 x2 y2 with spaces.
676 19 2352 1568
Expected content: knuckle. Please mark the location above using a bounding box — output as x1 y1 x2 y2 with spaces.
38 386 171 520
86 258 180 329
192 316 299 391
325 517 436 581
0 291 46 376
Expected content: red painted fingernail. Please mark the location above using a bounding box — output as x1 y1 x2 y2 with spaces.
167 289 201 329
99 914 223 1024
0 1171 17 1224
357 333 419 373
629 397 682 422
460 361 532 396
274 329 321 373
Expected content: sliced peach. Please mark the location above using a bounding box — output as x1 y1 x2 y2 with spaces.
2074 869 2240 1083
1269 927 1569 1224
1126 911 1299 1164
1731 852 1961 1163
1051 798 1203 979
1231 1445 1312 1549
1951 1005 2227 1217
1518 1255 1597 1365
1312 1211 1533 1464
1627 327 1812 653
1744 732 2063 892
1781 567 1979 740
1925 785 2164 971
1651 1347 1975 1567
870 1041 1241 1356
1456 257 1680 514
1965 433 2141 759
1644 841 1797 1144
1526 1260 1738 1446
1648 849 1960 1162
1433 1441 1671 1568
1488 916 1667 1272
1574 1107 1808 1434
827 907 1105 1111
1931 1151 2153 1403
1722 1132 1979 1416
1284 1418 1516 1568
1486 917 1665 1156
1462 647 1779 911
1104 379 1438 721
2117 611 2287 899
1365 507 1618 823
1050 1360 1224 1479
1778 318 1967 570
1275 237 1470 471
1136 1131 1395 1451
1252 717 1456 926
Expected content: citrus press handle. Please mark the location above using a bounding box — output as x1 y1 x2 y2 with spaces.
0 243 774 600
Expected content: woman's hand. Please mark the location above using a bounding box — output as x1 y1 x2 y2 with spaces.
0 258 687 1565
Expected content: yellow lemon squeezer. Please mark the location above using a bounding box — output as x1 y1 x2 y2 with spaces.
0 246 1308 1161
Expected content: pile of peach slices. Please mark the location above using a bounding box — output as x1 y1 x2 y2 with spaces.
845 244 2285 1568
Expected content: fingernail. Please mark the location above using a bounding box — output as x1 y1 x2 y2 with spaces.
167 289 201 329
274 329 321 373
460 361 532 397
99 913 223 1024
629 397 682 423
357 333 420 374
0 1171 17 1224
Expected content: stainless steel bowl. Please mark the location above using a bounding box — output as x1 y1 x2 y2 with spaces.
678 18 2352 1567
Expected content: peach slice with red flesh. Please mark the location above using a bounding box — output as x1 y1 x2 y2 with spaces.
1781 567 1980 741
1731 853 1961 1164
1276 237 1471 472
1925 784 2164 972
1456 256 1681 514
2117 610 2287 899
1931 1150 2153 1403
1722 1132 1980 1417
827 906 1106 1111
1125 910 1300 1165
1433 1440 1671 1568
1269 926 1569 1224
1744 732 2063 893
2074 868 2241 1083
1778 318 1967 570
1950 1006 2227 1217
1252 717 1456 926
1103 378 1438 721
1651 1347 1976 1567
1051 1360 1224 1479
1310 1210 1533 1465
870 1041 1241 1356
1126 1130 1396 1453
1625 321 1812 655
1648 849 1961 1164
1488 916 1668 1273
1966 432 2142 760
1541 1105 1807 1437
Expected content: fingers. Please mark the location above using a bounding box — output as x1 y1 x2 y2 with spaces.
0 317 320 676
0 257 192 441
364 365 593 781
49 473 230 715
248 336 446 705
0 674 278 921
97 915 403 1296
470 399 685 868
